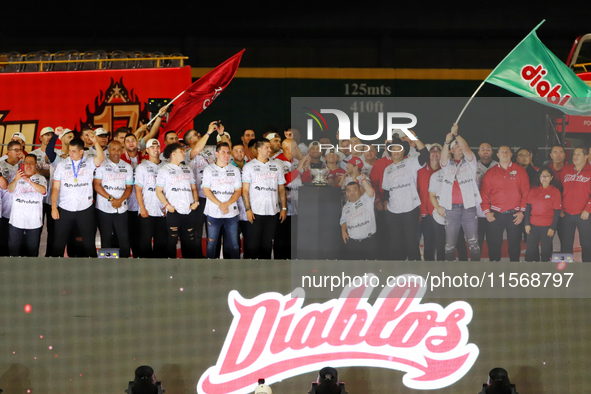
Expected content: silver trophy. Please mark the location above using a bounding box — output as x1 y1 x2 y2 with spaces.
310 167 329 186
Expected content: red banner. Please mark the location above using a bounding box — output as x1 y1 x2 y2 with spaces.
0 67 191 154
163 50 244 134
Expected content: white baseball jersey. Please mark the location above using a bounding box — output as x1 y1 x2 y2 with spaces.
0 160 21 218
340 192 376 240
135 160 165 217
382 156 424 214
9 174 47 229
190 154 210 198
242 159 286 216
94 158 133 214
428 170 445 225
156 163 195 215
202 163 242 218
125 154 140 212
53 155 98 212
31 148 61 173
273 157 298 216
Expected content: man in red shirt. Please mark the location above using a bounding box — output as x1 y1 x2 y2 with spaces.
549 145 568 185
480 145 530 261
560 147 591 262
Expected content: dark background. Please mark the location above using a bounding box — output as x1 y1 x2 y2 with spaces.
1 3 589 68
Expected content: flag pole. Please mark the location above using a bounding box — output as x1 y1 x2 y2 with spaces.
145 90 186 127
455 81 485 124
455 20 545 124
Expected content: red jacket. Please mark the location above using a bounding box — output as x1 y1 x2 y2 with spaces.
562 162 591 215
417 164 439 217
480 161 530 214
369 156 392 205
527 185 562 227
121 150 145 166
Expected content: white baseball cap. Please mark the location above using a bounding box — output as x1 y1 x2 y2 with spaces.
11 132 26 144
254 384 272 394
40 127 54 136
94 128 109 136
58 128 74 141
266 133 280 141
146 138 160 148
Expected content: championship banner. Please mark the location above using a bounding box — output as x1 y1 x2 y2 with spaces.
485 20 591 114
0 67 191 154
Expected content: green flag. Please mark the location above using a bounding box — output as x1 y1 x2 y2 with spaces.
486 20 591 115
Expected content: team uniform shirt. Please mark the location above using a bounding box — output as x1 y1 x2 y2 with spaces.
439 155 480 210
122 152 142 212
242 158 286 216
527 185 562 227
362 160 375 177
369 155 392 205
94 158 134 214
480 161 529 215
45 153 68 205
190 154 210 199
0 160 21 218
428 170 446 225
202 163 242 219
9 174 47 229
340 192 376 240
134 160 165 217
417 165 439 217
273 155 298 216
53 155 99 212
381 156 425 214
561 162 591 215
476 160 498 217
31 147 61 173
155 163 195 215
86 146 109 159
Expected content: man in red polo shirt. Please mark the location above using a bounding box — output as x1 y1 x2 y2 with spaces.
560 147 591 262
480 145 530 261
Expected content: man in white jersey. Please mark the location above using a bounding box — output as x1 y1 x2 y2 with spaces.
340 176 376 260
94 140 134 258
188 121 227 257
156 143 200 258
242 139 287 259
31 126 58 178
51 136 105 257
7 154 47 256
135 139 167 258
121 133 142 256
0 141 24 255
202 142 242 259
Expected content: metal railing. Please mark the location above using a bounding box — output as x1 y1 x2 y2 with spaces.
0 54 188 71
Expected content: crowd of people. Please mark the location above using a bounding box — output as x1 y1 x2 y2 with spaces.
332 124 591 262
0 111 589 261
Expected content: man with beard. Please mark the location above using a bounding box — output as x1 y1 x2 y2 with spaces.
241 128 256 161
93 141 133 257
476 142 498 253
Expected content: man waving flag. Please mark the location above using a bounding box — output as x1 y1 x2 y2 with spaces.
163 49 245 134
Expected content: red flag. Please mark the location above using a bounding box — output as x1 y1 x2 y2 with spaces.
163 49 244 135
